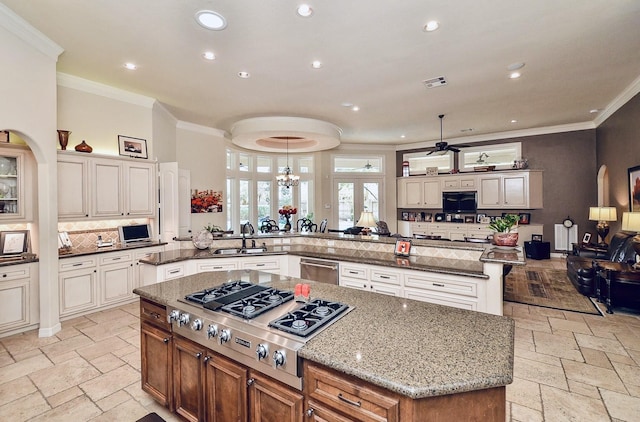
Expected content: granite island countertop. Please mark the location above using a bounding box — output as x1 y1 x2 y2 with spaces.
139 244 495 279
134 270 514 399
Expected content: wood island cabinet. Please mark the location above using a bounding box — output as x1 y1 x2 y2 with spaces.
140 299 173 409
249 370 304 422
173 336 206 422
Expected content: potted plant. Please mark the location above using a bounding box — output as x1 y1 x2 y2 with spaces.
488 214 519 247
204 223 224 237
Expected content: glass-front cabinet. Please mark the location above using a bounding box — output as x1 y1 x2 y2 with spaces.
0 148 27 221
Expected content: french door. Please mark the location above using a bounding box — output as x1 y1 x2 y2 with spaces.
333 178 382 230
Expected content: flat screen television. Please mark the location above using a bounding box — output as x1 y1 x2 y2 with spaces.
442 191 477 213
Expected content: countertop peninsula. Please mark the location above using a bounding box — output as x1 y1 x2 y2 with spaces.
134 270 515 399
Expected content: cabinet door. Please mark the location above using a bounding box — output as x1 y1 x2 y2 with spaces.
100 262 134 305
0 279 30 332
478 176 501 208
92 159 124 217
125 162 156 216
58 155 89 219
502 174 527 207
249 370 304 422
59 268 98 317
401 179 423 207
305 400 354 422
205 353 248 422
339 278 368 291
173 337 206 422
0 150 25 220
369 282 402 296
422 179 441 208
141 322 173 409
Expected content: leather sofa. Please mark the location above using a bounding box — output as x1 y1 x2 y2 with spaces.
566 231 638 296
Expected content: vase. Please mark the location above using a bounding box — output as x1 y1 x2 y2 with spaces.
57 130 71 150
493 232 519 247
284 215 292 231
75 140 93 153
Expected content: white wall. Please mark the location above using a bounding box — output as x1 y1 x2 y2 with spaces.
0 4 63 336
176 122 228 233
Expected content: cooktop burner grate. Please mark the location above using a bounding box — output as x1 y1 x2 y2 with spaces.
184 280 254 305
268 299 349 337
221 287 294 319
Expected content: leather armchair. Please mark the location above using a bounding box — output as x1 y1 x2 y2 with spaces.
567 231 638 296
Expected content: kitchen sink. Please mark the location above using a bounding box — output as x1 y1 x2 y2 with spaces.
213 248 241 255
241 247 268 254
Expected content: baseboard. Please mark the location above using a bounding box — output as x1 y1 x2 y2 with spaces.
38 323 61 338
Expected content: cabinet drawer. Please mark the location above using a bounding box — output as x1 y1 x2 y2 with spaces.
241 259 279 270
405 274 478 298
0 265 30 281
59 256 97 272
305 362 400 422
140 298 170 330
100 252 133 266
197 261 238 272
340 265 367 280
460 177 476 188
442 179 460 189
370 269 401 285
164 264 185 280
405 288 478 311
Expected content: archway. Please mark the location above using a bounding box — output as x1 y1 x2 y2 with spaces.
596 165 610 206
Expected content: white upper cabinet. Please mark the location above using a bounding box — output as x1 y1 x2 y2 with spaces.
58 151 156 220
477 170 543 209
397 177 441 208
0 147 34 222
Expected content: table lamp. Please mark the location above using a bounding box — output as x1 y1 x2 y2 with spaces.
621 211 640 268
356 211 377 236
589 206 617 247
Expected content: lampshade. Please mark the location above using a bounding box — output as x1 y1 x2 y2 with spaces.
589 206 617 222
621 212 640 232
356 211 376 228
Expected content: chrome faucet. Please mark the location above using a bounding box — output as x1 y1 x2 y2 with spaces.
241 222 253 249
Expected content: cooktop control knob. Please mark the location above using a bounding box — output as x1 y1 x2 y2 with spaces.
219 329 231 344
178 313 190 327
273 350 286 368
207 324 218 339
256 344 269 361
167 310 180 324
190 318 202 331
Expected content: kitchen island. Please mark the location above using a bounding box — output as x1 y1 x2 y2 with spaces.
134 269 514 421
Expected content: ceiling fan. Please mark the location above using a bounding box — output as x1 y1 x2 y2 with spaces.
426 114 471 155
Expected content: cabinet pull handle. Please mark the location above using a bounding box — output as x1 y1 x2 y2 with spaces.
349 271 358 274
149 312 160 319
433 282 445 287
2 274 6 278
305 408 315 417
203 356 211 363
72 263 82 267
195 352 202 359
255 263 265 267
246 378 255 386
163 338 169 344
168 269 180 274
112 257 121 261
337 393 361 407
380 275 390 279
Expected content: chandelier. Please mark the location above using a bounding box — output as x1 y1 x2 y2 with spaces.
276 138 299 188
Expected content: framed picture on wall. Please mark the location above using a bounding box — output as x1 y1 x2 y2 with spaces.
629 165 640 212
518 213 531 225
532 234 543 242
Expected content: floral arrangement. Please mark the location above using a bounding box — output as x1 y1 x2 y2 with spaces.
191 189 222 213
204 223 223 234
278 205 297 216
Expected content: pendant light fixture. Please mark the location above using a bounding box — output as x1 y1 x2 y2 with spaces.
276 138 300 189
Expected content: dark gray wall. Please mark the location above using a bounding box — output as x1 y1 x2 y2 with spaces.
596 92 640 234
397 130 598 251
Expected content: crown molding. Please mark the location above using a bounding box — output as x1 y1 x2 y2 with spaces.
593 74 640 127
176 120 228 138
57 73 155 108
396 121 595 151
0 3 63 61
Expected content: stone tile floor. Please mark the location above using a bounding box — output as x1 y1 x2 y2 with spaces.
0 258 638 421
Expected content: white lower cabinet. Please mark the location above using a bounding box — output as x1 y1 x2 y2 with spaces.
340 263 402 297
135 246 165 287
403 272 479 311
0 263 39 336
60 246 161 318
194 259 238 273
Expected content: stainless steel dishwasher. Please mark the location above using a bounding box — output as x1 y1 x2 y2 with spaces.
300 258 339 285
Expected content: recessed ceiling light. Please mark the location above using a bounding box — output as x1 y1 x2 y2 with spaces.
238 71 250 79
511 119 518 123
400 134 406 139
351 106 360 112
507 62 525 71
311 60 322 69
341 102 353 108
590 109 600 114
195 10 227 30
509 71 521 79
123 62 137 70
423 21 439 32
202 51 216 61
297 4 314 17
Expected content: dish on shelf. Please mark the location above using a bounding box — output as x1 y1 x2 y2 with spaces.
192 229 214 250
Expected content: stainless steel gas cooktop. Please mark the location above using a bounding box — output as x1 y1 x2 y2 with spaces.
169 279 352 390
